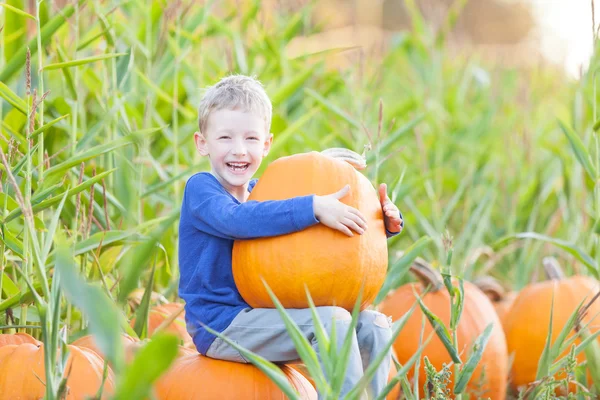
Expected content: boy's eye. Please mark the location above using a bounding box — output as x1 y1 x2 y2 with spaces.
248 137 259 141
218 136 230 140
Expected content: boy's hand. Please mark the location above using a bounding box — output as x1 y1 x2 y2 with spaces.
379 183 403 234
313 185 368 237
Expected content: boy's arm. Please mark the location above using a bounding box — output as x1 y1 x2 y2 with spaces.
185 175 318 240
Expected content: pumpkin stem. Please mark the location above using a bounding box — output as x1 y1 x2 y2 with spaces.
543 256 565 281
409 258 443 292
321 148 367 170
473 276 505 301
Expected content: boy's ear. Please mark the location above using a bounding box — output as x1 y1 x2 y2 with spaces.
263 133 274 156
194 131 209 156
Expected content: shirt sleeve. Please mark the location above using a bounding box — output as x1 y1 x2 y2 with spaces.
184 174 318 240
385 209 404 238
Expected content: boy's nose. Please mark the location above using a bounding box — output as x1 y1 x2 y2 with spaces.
232 144 247 155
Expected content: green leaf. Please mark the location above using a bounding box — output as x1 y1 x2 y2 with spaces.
133 264 156 339
1 273 19 298
0 81 28 116
271 64 318 105
111 334 179 400
374 236 432 305
558 119 598 180
117 212 178 303
453 323 493 393
0 3 36 20
55 234 124 372
493 232 598 278
305 87 361 130
42 53 127 70
415 288 462 364
29 114 69 139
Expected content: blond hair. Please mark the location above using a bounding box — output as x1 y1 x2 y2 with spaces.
197 74 272 135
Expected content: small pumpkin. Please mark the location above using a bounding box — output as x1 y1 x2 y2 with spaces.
129 303 193 348
474 276 517 328
154 353 317 399
378 259 508 399
72 333 139 363
0 332 41 348
232 149 388 311
0 342 115 399
504 257 600 393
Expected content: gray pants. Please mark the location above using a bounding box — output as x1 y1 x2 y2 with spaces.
205 306 393 399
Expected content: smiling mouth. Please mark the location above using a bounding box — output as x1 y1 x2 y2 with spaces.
226 162 250 172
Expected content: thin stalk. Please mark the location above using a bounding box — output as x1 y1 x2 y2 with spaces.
35 0 45 244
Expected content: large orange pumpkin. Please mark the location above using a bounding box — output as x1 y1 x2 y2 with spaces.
378 259 508 399
129 302 193 348
504 257 600 393
474 276 517 329
0 332 41 347
232 150 388 310
154 353 317 399
0 342 115 399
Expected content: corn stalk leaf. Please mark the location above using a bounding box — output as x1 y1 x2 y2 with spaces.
55 235 124 372
1 273 19 298
0 3 76 82
4 170 114 223
30 114 70 138
558 119 598 180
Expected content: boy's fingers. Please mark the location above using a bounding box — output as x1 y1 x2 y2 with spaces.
378 183 387 204
336 223 353 237
348 208 367 227
334 184 350 200
347 212 367 230
343 218 364 234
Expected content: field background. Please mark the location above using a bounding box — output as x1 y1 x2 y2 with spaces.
1 0 599 399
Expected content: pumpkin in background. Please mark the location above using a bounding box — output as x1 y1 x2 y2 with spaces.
378 259 508 399
232 149 388 311
0 332 41 348
504 257 600 394
72 333 140 363
129 302 193 348
474 276 517 329
154 352 317 399
0 342 115 399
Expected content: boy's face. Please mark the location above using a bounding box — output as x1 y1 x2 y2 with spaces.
194 108 273 193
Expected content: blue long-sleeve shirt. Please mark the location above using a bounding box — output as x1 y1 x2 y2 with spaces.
178 171 404 355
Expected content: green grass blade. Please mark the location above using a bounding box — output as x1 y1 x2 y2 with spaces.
42 53 127 70
55 233 124 372
493 232 598 278
29 114 70 139
453 323 493 393
305 87 361 131
0 3 76 82
558 119 598 180
374 236 432 305
132 264 156 339
0 3 36 20
111 333 179 400
0 81 28 116
4 170 115 223
304 286 333 392
414 286 462 364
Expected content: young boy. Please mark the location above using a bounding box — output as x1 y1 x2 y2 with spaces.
178 74 404 399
